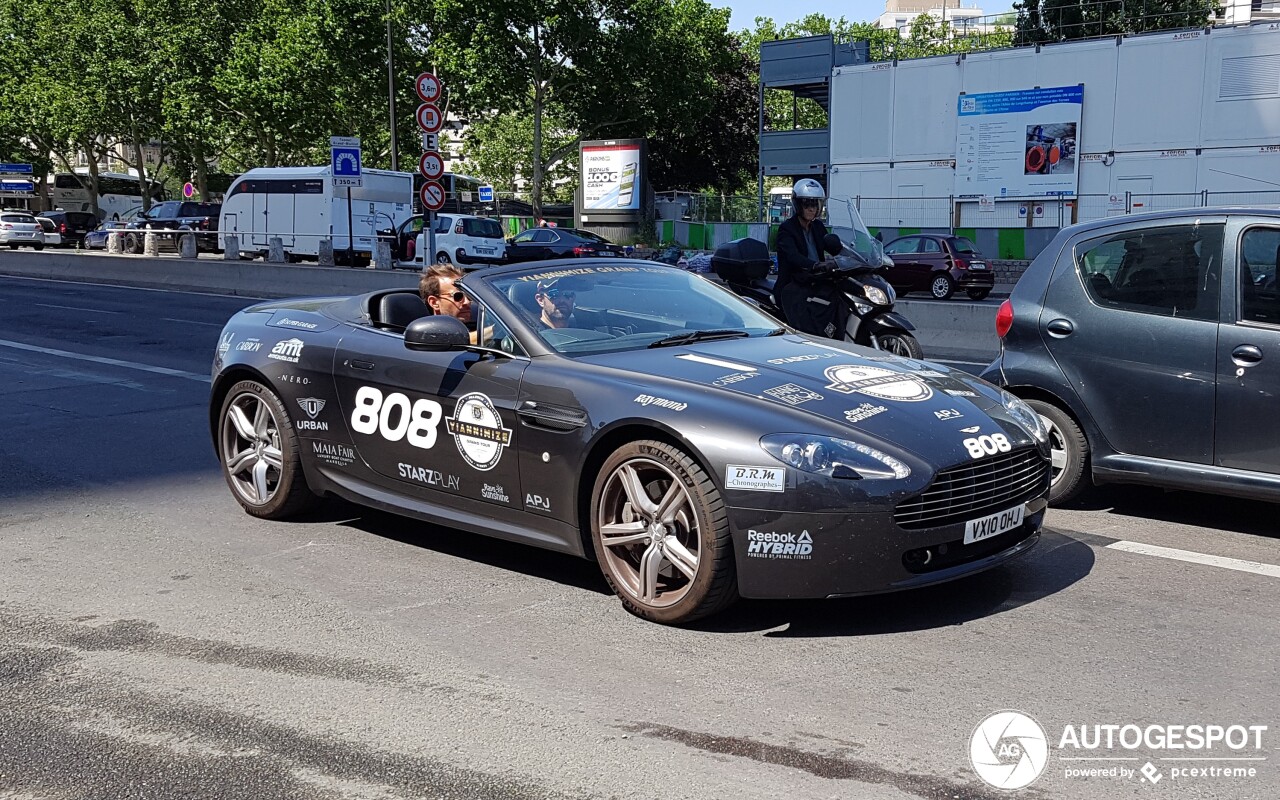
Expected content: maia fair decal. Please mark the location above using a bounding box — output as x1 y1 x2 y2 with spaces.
446 393 512 471
824 364 933 403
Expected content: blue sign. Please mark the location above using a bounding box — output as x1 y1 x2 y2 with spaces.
0 180 34 192
0 163 33 174
479 185 494 203
330 136 362 187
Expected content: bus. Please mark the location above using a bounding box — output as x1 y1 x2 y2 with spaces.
51 172 165 221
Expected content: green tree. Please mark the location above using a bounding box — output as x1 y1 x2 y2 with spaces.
1013 0 1218 44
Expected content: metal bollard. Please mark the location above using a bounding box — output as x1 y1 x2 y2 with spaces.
107 231 122 254
223 234 239 261
267 237 286 263
143 232 160 257
374 239 393 270
318 239 334 267
178 233 198 259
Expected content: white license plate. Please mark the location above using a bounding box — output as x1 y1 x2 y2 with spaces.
476 247 494 254
963 504 1024 545
969 262 987 270
597 251 616 256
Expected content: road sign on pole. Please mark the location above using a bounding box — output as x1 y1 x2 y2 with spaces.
0 163 33 175
479 186 494 203
420 181 446 211
419 152 444 180
415 72 442 104
422 133 439 151
330 136 363 188
416 104 443 134
182 182 195 199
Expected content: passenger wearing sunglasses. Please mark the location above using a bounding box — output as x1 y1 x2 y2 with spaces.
534 280 579 329
419 264 486 344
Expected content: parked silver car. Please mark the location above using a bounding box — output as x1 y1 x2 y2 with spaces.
982 208 1280 505
0 212 46 249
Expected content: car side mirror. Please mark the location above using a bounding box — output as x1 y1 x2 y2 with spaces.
404 316 470 351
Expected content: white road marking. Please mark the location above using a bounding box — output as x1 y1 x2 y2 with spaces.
676 353 754 371
1107 540 1280 579
34 303 121 314
0 339 211 383
162 317 223 327
0 274 263 301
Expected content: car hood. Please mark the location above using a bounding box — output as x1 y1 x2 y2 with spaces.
584 335 1035 464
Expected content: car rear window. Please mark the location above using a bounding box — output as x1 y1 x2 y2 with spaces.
568 228 609 244
1 214 33 223
179 203 221 216
952 237 979 254
36 218 56 232
463 218 503 239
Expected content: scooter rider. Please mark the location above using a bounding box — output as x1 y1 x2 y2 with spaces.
775 178 847 338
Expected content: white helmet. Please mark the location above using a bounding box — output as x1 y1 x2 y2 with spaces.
792 178 825 216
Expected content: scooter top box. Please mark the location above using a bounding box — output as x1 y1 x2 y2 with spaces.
712 237 772 283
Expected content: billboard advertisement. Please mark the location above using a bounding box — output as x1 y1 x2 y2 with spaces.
581 140 643 212
955 85 1083 198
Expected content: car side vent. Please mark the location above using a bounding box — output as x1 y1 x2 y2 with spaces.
1219 54 1280 100
518 400 588 432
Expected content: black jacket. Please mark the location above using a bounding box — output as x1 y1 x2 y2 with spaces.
775 215 830 295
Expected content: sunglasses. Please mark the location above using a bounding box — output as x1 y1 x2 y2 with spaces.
438 290 467 302
541 288 575 300
797 199 821 210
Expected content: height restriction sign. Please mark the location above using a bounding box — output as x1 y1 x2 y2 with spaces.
419 151 444 180
415 72 442 104
420 180 446 211
416 103 443 134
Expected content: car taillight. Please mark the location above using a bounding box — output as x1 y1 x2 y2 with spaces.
0 223 9 229
59 223 68 233
198 219 209 229
995 299 1014 338
953 257 968 270
573 246 589 255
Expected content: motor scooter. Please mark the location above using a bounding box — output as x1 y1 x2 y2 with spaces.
710 235 923 358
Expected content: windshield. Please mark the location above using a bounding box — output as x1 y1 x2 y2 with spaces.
485 263 782 356
826 198 890 267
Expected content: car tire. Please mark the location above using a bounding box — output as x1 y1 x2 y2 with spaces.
436 252 451 264
124 233 141 254
966 288 991 301
1026 399 1089 506
34 243 44 251
217 380 320 519
7 243 17 250
590 440 738 625
930 273 955 300
875 331 924 359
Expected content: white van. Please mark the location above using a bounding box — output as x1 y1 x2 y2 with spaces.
410 213 507 267
219 166 414 265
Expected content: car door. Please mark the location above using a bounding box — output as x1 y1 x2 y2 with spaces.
1043 219 1225 463
882 237 920 291
917 236 946 287
1215 221 1280 474
508 229 543 262
331 315 528 510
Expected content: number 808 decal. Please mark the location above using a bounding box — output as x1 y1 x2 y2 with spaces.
963 433 1011 459
350 386 442 448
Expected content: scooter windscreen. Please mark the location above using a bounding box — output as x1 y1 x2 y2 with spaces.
826 201 892 268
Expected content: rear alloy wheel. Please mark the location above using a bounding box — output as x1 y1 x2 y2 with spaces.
124 233 142 254
1026 399 1089 506
966 288 991 301
591 440 738 624
930 273 955 300
218 380 319 519
436 251 451 264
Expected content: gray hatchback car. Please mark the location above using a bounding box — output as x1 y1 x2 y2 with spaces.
981 208 1280 505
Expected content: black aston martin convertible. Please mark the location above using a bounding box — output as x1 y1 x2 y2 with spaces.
210 259 1051 624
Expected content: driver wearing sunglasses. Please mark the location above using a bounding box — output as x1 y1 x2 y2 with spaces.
534 280 579 329
419 264 483 344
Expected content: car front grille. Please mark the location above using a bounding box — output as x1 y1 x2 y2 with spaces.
894 448 1049 530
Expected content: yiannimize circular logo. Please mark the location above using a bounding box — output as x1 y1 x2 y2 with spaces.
969 710 1049 790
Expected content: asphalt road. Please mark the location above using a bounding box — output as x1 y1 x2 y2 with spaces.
1 275 1277 800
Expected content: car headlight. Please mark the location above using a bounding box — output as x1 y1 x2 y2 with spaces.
761 433 910 480
1002 392 1047 443
864 284 893 306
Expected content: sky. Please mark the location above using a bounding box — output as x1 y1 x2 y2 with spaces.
720 0 1010 33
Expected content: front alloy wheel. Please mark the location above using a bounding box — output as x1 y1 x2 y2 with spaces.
591 441 737 624
218 380 318 518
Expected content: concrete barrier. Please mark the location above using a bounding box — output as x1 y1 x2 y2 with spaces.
0 250 419 299
896 296 1001 362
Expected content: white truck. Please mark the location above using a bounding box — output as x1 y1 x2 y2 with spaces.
219 166 415 266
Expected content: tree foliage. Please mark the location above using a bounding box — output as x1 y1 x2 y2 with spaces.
1013 0 1218 44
